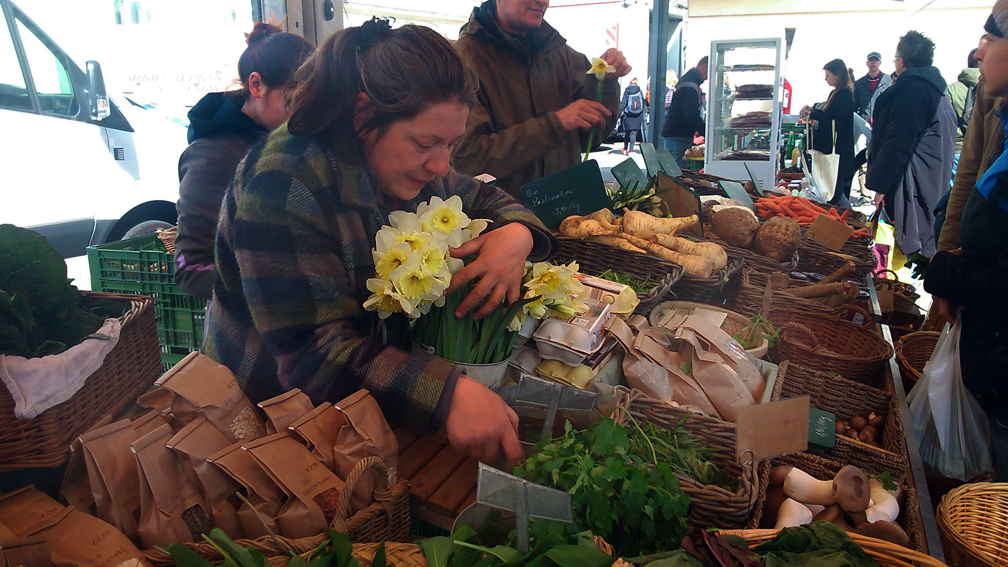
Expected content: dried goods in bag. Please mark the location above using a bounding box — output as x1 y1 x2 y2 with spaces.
132 424 212 548
167 415 245 539
0 535 50 567
289 402 347 471
208 442 285 538
0 486 150 567
80 419 143 543
154 352 265 442
131 410 171 438
334 390 397 515
59 414 113 515
245 433 346 539
258 389 314 434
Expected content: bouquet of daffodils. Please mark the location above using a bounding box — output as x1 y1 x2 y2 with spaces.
363 196 587 365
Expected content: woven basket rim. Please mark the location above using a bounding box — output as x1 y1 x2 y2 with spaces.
937 482 1008 566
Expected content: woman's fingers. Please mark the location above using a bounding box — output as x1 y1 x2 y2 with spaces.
472 282 509 320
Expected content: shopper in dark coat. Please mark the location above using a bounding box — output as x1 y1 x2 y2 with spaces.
853 51 893 121
662 58 708 167
174 24 312 299
620 79 645 154
802 59 856 207
925 3 1008 479
867 31 956 259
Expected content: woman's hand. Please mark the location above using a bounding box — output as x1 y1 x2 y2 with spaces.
446 375 523 468
937 297 958 324
447 222 534 319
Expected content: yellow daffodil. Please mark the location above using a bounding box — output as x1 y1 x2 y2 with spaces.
374 225 400 255
363 278 416 319
462 218 489 241
373 241 412 279
391 254 445 300
587 57 615 81
419 196 470 247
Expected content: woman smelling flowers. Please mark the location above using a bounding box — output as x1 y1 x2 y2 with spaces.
205 18 555 468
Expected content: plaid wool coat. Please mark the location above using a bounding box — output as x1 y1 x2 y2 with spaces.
204 126 554 434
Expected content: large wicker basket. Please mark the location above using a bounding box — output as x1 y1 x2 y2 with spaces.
895 331 940 394
144 457 413 566
720 528 946 567
767 305 893 387
748 451 927 554
775 363 908 481
609 387 760 529
0 292 161 471
671 254 745 304
552 236 684 315
730 269 839 318
936 482 1008 567
796 236 878 279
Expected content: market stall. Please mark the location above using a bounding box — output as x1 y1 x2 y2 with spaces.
1 160 996 567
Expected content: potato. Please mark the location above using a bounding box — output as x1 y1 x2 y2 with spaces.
710 207 760 248
754 217 801 262
850 416 868 430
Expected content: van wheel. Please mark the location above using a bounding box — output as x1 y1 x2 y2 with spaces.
123 220 174 239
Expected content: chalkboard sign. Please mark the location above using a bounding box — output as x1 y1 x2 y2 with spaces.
610 158 649 190
719 180 756 211
520 160 610 230
656 149 683 178
640 143 661 177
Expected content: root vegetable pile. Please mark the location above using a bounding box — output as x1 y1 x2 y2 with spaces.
755 195 871 239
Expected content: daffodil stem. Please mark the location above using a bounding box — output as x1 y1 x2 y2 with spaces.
583 77 606 162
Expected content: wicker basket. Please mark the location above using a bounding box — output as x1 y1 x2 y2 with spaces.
775 363 908 481
609 387 759 529
553 236 684 315
671 254 745 304
875 269 920 300
882 294 924 343
648 300 770 359
895 331 940 395
730 269 841 318
797 236 878 279
144 457 413 566
767 305 893 387
0 292 161 472
747 451 927 554
698 223 800 276
720 528 945 567
936 482 1008 567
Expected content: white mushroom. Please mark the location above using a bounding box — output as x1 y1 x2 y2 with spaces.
775 498 813 530
852 478 901 526
856 521 911 548
783 465 871 512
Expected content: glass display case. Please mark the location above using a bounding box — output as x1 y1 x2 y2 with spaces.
704 38 783 193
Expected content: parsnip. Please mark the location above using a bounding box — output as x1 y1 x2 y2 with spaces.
593 235 646 254
651 234 728 272
559 216 617 238
621 210 701 239
587 209 621 231
619 234 715 278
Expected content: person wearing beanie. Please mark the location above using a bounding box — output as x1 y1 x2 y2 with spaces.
853 51 893 121
866 30 957 262
925 5 1008 479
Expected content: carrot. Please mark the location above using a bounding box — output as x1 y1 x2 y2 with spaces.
840 209 850 221
806 200 828 214
828 208 841 219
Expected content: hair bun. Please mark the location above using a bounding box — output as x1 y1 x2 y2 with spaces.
246 22 284 46
359 17 393 45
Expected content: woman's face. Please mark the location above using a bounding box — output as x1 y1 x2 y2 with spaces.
361 102 469 201
976 33 1008 98
824 70 838 88
258 85 290 132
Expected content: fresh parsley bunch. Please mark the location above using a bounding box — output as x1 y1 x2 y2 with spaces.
517 419 691 557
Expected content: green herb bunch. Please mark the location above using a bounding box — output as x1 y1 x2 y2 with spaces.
625 417 737 492
419 519 613 567
597 270 656 294
161 528 385 567
517 419 691 557
731 314 781 351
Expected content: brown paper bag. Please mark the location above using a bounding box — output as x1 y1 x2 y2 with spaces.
259 389 314 435
167 416 244 539
244 434 346 539
137 387 174 414
677 313 765 399
673 326 756 423
155 352 265 442
208 442 285 538
132 424 212 548
0 536 51 567
333 391 397 515
131 411 171 438
0 487 149 567
0 524 16 538
60 415 113 514
80 420 143 543
289 403 348 472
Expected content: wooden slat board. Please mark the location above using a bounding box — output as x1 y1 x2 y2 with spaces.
426 458 479 517
410 446 468 503
394 425 418 453
398 436 444 481
394 425 480 522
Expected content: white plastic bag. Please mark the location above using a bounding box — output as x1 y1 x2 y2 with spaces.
907 316 992 480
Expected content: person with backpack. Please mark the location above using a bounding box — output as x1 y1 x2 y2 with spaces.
662 57 708 167
620 78 645 155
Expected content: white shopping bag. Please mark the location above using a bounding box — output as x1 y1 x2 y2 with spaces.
907 315 993 480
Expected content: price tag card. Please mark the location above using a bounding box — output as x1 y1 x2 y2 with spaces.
806 214 855 252
736 397 810 463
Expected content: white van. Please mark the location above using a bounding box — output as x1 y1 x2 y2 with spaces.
0 0 179 258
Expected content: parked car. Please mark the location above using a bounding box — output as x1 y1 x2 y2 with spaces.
0 0 179 258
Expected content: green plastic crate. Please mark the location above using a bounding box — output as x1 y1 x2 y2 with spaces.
86 234 207 371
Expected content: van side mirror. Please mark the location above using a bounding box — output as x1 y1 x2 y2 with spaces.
86 60 110 121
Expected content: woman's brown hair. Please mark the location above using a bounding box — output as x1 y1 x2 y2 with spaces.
287 18 479 159
823 58 852 110
238 22 313 100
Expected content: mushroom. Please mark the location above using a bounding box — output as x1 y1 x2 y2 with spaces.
856 521 911 548
850 416 868 430
769 465 792 488
760 488 788 528
775 498 813 530
783 465 871 512
868 414 886 429
850 478 900 526
813 503 854 531
806 504 826 516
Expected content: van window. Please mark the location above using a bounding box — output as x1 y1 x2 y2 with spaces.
0 9 31 111
15 16 77 117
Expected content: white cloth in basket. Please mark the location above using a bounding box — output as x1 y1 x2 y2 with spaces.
0 318 120 419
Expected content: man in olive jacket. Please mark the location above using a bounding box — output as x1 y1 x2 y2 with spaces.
454 0 629 197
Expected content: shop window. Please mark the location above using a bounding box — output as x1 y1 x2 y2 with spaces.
131 2 140 24
0 10 31 111
15 16 77 117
